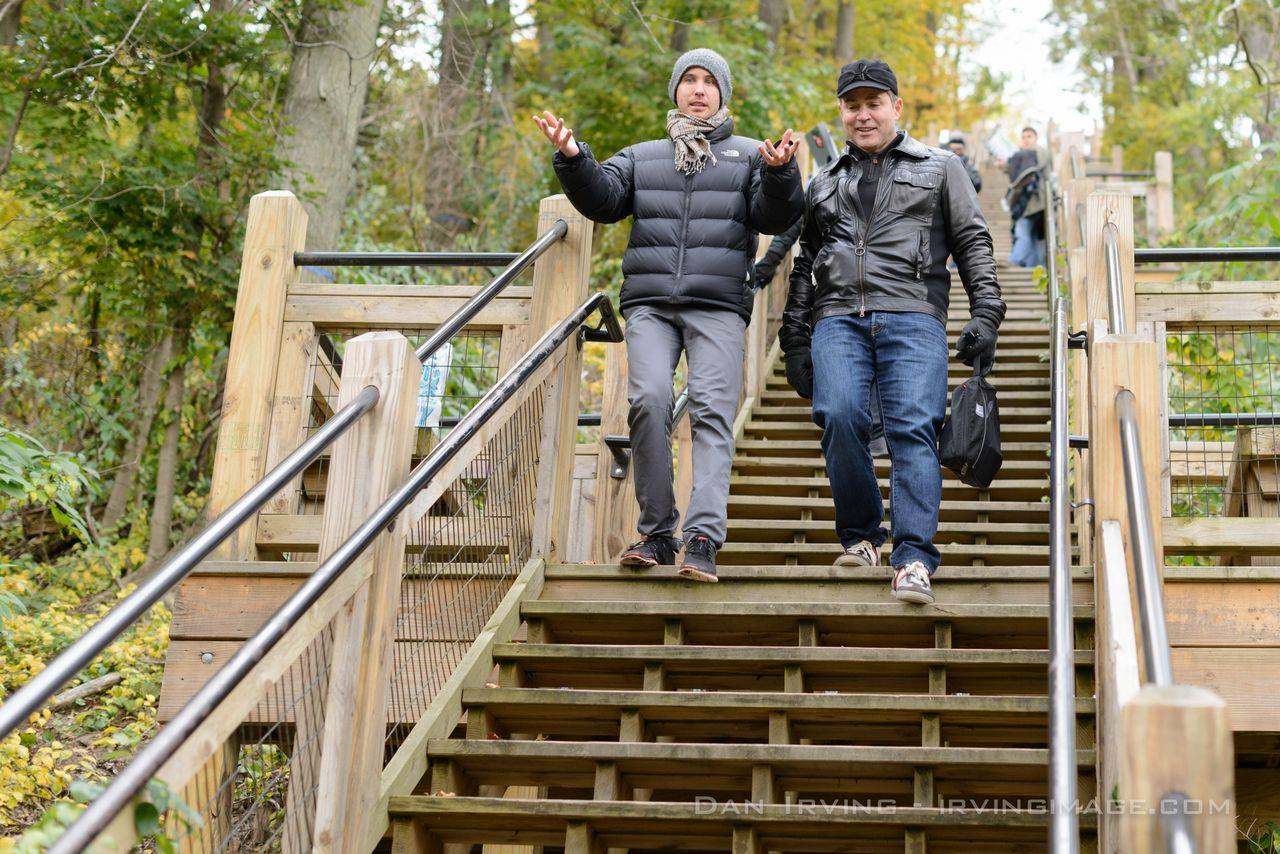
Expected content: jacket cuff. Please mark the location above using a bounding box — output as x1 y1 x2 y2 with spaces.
553 143 591 172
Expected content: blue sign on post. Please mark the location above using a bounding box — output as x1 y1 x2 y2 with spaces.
417 342 452 428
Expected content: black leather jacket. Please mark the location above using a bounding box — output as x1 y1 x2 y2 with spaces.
780 132 1004 355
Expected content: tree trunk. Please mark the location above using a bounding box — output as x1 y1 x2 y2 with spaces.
0 0 20 46
670 17 689 54
758 0 786 49
835 1 854 63
275 0 386 251
146 356 187 562
1235 1 1280 143
100 335 172 529
425 0 484 240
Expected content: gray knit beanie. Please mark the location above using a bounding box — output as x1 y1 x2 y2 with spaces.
668 48 732 107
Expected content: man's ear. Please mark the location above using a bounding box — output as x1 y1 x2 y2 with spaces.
893 97 904 121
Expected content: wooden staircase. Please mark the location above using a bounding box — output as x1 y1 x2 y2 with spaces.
386 171 1102 852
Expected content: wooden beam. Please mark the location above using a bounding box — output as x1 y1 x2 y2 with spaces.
1084 191 1135 329
1152 151 1174 236
1162 517 1280 555
208 190 308 560
592 345 637 563
308 333 422 853
284 291 530 328
527 195 593 562
1120 684 1234 852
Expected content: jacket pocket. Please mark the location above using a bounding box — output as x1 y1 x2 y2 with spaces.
887 169 942 219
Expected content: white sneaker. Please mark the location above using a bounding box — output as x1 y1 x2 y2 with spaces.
892 561 935 604
834 540 880 567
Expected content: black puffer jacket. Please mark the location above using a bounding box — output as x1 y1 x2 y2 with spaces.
553 118 804 321
780 133 1004 355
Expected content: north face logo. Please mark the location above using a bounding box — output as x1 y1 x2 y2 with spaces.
720 149 740 157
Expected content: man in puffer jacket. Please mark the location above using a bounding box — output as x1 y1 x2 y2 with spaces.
778 59 1005 605
533 48 803 582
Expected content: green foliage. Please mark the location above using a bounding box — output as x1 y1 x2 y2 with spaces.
0 425 99 547
1247 821 1280 854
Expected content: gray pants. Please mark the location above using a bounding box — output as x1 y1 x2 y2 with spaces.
626 304 746 547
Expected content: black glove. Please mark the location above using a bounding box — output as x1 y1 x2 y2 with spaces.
752 259 776 290
956 313 999 376
785 349 814 400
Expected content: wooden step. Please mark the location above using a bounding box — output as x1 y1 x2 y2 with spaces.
717 542 1066 568
731 456 1049 476
460 687 1096 748
418 739 1097 803
733 438 1048 461
722 518 1050 541
541 564 1092 607
742 424 1049 443
751 407 1050 424
519 600 1092 648
725 496 1048 518
730 475 1048 502
389 797 1098 852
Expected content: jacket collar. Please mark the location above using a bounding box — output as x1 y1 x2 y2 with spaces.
708 116 735 142
832 129 929 172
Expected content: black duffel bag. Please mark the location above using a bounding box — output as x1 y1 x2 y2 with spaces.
939 360 1003 488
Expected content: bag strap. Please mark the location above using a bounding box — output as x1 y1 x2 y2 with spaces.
972 357 982 378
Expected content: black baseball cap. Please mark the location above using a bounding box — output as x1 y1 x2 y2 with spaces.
836 59 899 98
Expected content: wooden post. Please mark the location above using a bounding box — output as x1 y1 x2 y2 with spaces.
1088 329 1165 850
262 321 319 517
207 191 308 560
1152 151 1175 237
1084 191 1136 330
592 346 637 563
307 332 422 853
1110 144 1124 175
527 195 593 562
1120 684 1235 853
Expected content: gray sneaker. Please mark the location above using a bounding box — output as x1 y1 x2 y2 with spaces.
834 540 880 568
891 561 934 604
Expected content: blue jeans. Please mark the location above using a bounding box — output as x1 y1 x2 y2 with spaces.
811 312 949 573
1010 216 1045 267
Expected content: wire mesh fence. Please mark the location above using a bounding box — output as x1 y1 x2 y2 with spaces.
386 373 547 756
1166 324 1280 517
282 327 506 536
163 627 335 853
1165 324 1280 565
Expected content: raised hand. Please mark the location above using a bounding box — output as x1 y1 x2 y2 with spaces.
759 128 799 167
532 110 580 158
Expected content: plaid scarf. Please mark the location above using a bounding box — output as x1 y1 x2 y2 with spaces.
666 107 731 175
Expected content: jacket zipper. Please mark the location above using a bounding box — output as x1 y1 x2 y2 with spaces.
856 154 898 317
674 171 694 292
854 237 867 316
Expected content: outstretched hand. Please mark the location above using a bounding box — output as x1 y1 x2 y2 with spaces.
532 110 580 158
759 129 799 167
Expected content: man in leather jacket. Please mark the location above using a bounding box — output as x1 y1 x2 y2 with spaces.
778 59 1005 605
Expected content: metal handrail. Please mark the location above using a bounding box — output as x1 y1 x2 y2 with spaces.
1134 246 1280 264
1103 223 1129 334
1043 127 1059 314
1116 388 1197 854
0 385 380 742
1115 389 1175 685
415 220 567 361
1168 411 1280 428
47 292 624 854
0 222 572 745
294 250 521 267
1047 297 1080 853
